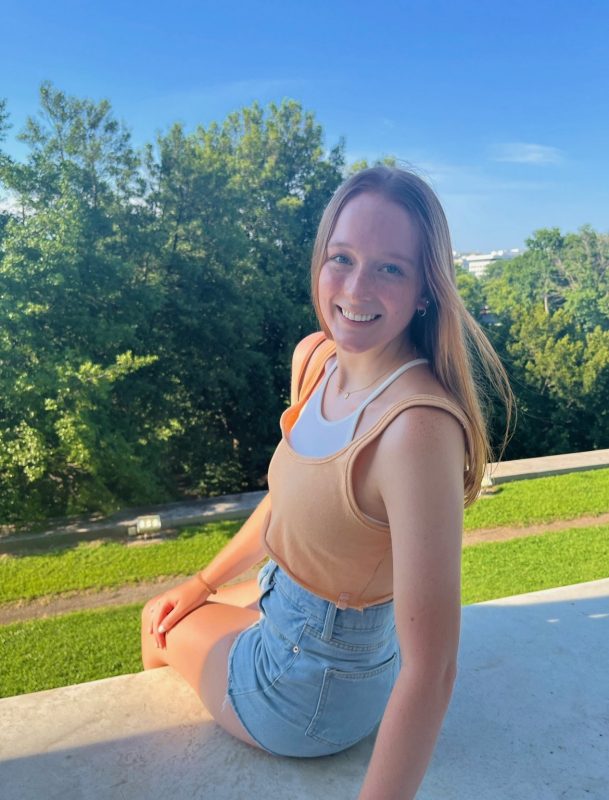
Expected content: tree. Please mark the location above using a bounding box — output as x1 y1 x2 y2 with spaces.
482 228 609 457
137 101 344 495
0 86 346 522
0 84 164 520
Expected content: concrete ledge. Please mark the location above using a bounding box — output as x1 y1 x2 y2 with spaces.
487 448 609 484
1 579 608 799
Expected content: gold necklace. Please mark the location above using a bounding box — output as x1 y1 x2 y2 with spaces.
336 348 418 400
337 365 396 400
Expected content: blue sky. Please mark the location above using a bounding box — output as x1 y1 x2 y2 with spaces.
1 0 608 251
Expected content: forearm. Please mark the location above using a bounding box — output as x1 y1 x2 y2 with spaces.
198 493 270 589
357 667 456 800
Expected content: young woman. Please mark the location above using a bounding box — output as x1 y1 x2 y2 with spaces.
141 166 513 799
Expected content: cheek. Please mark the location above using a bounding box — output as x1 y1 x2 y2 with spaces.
317 267 337 306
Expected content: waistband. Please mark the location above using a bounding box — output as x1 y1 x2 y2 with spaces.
261 559 396 634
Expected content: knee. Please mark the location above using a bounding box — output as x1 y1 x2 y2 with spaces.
140 598 155 629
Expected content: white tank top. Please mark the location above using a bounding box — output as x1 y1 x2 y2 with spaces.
289 357 429 457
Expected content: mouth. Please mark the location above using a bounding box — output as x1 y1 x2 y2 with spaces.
338 306 381 323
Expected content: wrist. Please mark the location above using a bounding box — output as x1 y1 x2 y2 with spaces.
196 572 218 595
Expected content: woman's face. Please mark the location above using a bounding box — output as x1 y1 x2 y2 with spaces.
318 192 426 356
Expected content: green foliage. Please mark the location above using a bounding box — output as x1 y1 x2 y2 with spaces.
2 468 607 607
456 263 486 318
0 83 344 523
478 227 609 458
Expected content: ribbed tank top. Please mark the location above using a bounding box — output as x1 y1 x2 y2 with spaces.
262 350 474 611
289 357 430 457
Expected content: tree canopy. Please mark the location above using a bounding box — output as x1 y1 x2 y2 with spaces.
0 84 344 522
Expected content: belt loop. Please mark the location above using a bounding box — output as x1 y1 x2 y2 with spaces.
321 601 338 642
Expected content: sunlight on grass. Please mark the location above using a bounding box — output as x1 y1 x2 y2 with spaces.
464 468 609 529
462 523 609 604
0 521 239 604
0 604 142 698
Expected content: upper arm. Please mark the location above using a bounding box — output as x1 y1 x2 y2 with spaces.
376 406 466 678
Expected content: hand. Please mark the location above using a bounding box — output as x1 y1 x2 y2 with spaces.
147 576 211 649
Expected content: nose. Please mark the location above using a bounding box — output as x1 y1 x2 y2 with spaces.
344 264 374 302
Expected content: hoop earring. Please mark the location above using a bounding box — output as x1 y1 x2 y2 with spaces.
417 300 430 318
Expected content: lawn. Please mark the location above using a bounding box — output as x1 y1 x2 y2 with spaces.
0 521 239 604
1 523 608 699
463 467 609 529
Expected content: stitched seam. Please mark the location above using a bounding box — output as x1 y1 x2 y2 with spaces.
302 625 392 652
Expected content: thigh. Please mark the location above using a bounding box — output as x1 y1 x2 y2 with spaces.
141 599 264 749
207 577 260 610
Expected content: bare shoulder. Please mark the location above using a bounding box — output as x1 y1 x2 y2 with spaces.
378 400 465 469
375 363 466 478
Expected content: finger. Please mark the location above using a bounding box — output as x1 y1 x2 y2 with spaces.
159 599 190 637
155 600 175 648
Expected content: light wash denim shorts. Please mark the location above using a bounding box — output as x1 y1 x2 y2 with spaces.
225 559 401 757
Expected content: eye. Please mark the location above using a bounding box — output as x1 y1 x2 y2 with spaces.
380 263 403 276
329 254 350 265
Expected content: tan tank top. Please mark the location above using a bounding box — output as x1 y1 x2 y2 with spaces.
262 352 473 611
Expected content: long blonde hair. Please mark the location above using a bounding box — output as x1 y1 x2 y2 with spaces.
310 166 515 507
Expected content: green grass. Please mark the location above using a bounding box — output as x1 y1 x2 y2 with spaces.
461 523 609 604
0 604 142 697
464 467 609 530
1 524 608 699
0 520 239 604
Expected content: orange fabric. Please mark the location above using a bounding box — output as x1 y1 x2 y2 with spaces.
289 332 336 406
263 336 472 611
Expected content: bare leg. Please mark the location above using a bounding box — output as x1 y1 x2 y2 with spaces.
206 577 261 611
141 590 266 751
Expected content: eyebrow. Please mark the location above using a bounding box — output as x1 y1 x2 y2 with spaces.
328 241 417 267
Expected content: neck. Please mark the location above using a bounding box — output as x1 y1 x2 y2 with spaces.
333 339 417 395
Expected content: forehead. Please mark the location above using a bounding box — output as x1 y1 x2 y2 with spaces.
329 192 420 264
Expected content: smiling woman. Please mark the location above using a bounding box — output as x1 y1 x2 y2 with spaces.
141 165 514 800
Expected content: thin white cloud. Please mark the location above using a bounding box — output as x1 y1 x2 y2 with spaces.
489 142 564 165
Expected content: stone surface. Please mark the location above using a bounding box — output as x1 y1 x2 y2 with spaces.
1 578 608 799
487 447 609 484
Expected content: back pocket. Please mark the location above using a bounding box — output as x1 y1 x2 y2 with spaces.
305 651 398 748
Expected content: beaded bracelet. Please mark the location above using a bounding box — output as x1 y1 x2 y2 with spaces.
196 573 218 594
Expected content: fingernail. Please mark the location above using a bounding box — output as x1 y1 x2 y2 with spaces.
158 625 165 634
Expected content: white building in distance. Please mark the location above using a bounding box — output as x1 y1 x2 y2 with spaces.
454 249 522 278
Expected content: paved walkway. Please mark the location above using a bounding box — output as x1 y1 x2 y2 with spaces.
1 578 607 799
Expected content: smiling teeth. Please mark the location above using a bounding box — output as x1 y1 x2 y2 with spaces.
341 308 378 322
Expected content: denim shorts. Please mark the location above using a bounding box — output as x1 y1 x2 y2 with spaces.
224 559 401 758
